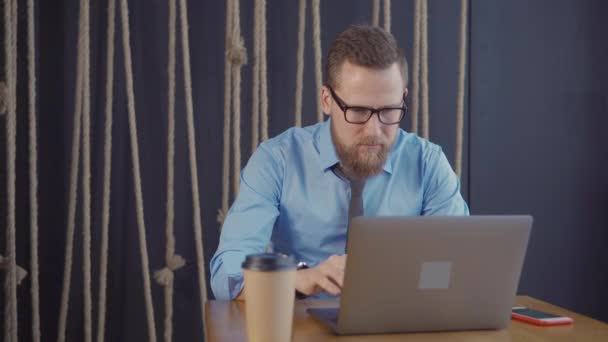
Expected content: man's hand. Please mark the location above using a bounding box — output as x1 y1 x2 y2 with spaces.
295 254 347 297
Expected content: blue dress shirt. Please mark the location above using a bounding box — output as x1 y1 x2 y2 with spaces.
209 119 469 299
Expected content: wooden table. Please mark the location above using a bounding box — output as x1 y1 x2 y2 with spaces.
205 296 608 341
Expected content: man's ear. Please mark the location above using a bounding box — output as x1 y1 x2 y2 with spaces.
321 85 333 117
403 87 409 99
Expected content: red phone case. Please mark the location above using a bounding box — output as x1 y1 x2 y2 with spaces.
511 312 574 326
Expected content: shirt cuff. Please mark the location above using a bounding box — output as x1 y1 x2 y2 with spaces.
228 273 245 299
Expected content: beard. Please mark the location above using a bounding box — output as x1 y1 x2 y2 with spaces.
330 121 392 179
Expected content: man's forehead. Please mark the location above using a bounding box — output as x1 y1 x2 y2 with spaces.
334 61 405 92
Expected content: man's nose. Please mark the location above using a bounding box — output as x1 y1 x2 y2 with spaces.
362 113 383 136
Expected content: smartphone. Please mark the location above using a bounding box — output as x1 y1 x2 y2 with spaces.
511 306 574 326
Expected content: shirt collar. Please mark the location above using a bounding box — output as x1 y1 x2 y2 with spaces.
317 118 394 175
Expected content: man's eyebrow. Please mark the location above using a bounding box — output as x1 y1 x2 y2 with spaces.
349 100 404 109
381 101 405 109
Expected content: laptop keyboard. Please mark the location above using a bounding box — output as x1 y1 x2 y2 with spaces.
310 307 339 324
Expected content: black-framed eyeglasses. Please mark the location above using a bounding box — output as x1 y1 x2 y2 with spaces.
327 85 407 125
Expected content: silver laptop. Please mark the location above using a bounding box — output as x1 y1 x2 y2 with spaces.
307 215 532 335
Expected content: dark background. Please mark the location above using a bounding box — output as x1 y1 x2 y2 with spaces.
1 0 606 341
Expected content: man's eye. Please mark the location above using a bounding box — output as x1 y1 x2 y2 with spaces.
349 108 370 115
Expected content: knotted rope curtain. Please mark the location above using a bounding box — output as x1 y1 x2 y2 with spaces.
1 2 468 341
58 0 161 341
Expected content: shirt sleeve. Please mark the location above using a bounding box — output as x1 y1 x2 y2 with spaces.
209 143 284 299
421 146 470 216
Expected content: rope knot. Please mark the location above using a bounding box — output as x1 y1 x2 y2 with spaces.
167 254 185 270
154 254 185 286
226 35 248 66
0 254 29 285
17 267 28 285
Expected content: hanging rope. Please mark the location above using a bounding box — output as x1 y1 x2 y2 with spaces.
455 0 468 178
410 0 421 134
371 0 390 32
251 0 261 151
178 0 209 333
218 0 234 225
312 0 322 122
80 0 94 340
259 0 268 142
383 0 391 32
230 0 247 198
27 0 41 340
3 0 19 339
420 0 430 139
57 1 94 341
252 0 268 148
154 1 198 341
218 0 247 225
372 0 380 27
154 0 180 340
57 0 86 338
96 0 116 341
119 0 158 340
294 0 306 127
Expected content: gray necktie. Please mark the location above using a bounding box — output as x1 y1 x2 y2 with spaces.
333 166 366 222
333 166 366 251
346 174 365 253
348 179 365 223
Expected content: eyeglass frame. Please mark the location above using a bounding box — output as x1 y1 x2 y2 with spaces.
326 85 408 125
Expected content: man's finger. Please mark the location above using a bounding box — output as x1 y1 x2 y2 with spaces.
320 263 345 288
318 276 341 296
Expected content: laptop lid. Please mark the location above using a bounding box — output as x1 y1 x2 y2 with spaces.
335 215 532 334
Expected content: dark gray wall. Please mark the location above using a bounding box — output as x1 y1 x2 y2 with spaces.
470 0 608 323
1 0 606 341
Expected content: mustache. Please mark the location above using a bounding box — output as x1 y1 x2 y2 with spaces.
356 136 387 146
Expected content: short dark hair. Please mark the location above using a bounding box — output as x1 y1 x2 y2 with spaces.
325 25 408 89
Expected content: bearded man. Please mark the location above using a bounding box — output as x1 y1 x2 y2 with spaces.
210 25 469 300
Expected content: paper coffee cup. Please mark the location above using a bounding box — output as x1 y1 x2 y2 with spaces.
242 253 297 342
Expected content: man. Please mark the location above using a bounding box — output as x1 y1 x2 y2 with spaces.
210 25 469 300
